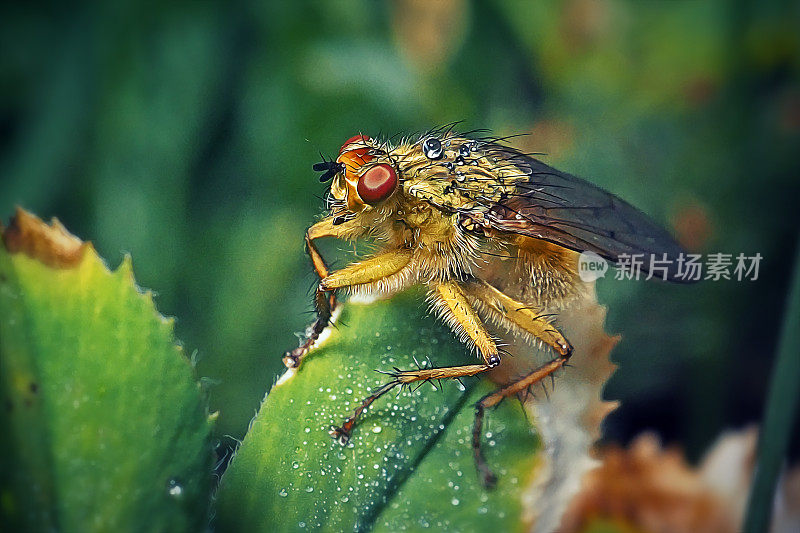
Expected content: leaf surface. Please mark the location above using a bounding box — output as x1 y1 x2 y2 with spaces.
216 290 542 532
0 209 214 531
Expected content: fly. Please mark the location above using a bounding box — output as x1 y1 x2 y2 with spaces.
283 127 692 487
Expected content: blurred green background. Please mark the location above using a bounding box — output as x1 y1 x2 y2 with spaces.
1 0 798 465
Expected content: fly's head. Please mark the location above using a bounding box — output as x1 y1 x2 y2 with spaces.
313 132 519 239
315 135 402 222
314 134 427 239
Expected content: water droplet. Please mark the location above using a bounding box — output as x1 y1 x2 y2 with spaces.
278 488 288 497
458 144 470 157
166 478 183 498
305 486 314 493
292 461 300 469
372 426 382 434
423 137 443 159
451 498 460 506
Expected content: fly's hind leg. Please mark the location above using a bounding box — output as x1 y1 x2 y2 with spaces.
463 279 572 357
463 280 574 487
331 280 499 444
473 353 572 487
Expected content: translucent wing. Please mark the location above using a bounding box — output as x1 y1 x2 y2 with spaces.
479 146 691 282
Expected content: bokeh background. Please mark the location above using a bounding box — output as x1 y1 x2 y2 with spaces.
2 0 798 467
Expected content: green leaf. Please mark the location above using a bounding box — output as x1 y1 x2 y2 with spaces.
0 210 214 531
744 240 800 533
215 289 543 532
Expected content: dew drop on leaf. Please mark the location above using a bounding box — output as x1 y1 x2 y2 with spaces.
166 478 183 498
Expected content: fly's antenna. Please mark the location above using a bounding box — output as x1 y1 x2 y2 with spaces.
313 154 344 183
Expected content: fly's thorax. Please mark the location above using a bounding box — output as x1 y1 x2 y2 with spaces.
394 201 432 227
392 201 483 280
398 140 520 214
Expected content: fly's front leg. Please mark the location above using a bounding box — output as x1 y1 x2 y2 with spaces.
331 280 498 445
284 243 414 369
283 219 340 369
318 249 413 293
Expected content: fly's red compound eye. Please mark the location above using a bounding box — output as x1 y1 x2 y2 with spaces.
357 164 397 204
340 134 371 154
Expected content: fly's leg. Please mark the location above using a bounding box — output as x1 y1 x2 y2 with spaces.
317 249 413 292
463 280 572 357
283 232 333 368
428 280 502 367
463 280 574 487
283 221 338 368
330 363 490 445
284 240 414 368
331 281 498 443
473 352 572 488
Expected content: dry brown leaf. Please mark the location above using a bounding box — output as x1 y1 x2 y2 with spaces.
559 425 800 533
523 288 619 533
559 434 735 533
478 280 618 532
2 207 88 269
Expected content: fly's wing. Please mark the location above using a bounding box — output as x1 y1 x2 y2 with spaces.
480 146 692 282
